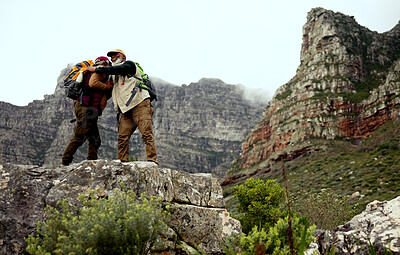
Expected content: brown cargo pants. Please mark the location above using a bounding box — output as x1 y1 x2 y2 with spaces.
62 102 101 165
118 99 157 163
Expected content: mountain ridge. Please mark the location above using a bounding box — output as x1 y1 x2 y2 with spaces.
0 72 265 177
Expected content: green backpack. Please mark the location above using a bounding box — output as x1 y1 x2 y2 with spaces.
132 62 157 102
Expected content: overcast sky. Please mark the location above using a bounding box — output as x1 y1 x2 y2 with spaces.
1 0 399 106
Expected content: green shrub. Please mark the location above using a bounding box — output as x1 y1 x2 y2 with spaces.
25 189 168 255
291 189 356 230
377 138 399 154
275 90 292 100
233 178 286 234
238 215 316 255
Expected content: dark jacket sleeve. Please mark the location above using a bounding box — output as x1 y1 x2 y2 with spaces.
95 60 136 76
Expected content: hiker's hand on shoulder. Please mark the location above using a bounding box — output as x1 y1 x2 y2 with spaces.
106 80 114 87
87 66 96 72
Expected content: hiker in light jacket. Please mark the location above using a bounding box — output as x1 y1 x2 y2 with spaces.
61 56 113 166
87 49 157 164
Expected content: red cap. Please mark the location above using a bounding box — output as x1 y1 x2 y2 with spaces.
95 56 109 63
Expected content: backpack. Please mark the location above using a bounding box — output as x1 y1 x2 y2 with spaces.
63 60 94 100
132 62 157 102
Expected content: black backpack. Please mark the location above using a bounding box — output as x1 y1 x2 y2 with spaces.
63 60 94 100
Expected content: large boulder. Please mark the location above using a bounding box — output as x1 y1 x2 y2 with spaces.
317 196 400 254
0 160 241 254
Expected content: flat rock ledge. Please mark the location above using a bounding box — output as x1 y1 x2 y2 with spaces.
0 160 241 255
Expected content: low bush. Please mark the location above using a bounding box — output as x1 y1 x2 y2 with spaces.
291 189 356 230
233 178 286 234
25 189 168 255
238 215 315 255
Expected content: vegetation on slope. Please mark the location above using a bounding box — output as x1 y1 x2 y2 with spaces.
224 117 400 218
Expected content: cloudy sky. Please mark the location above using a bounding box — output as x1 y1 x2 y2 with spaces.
1 0 399 106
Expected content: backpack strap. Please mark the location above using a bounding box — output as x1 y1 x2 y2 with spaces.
79 72 94 106
125 84 138 107
125 62 156 103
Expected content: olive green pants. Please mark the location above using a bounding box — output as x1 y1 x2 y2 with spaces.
118 99 157 163
62 103 100 165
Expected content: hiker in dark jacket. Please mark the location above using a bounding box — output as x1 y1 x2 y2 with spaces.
86 49 157 164
61 56 113 166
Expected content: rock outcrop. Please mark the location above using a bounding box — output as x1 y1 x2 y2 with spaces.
225 8 400 180
0 160 241 254
0 74 265 177
317 196 400 254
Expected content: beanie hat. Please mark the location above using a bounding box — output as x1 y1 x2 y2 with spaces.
95 56 110 63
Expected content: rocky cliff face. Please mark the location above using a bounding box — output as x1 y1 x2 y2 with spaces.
0 72 264 177
0 161 241 254
225 8 400 180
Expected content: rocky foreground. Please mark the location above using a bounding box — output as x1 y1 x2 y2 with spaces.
318 196 400 254
0 160 240 254
1 160 399 254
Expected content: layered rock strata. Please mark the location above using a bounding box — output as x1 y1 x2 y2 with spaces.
0 160 241 254
226 8 400 179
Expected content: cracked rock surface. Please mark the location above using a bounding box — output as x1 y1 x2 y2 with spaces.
0 160 241 254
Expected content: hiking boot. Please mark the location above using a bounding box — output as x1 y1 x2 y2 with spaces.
148 160 159 166
61 160 70 166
